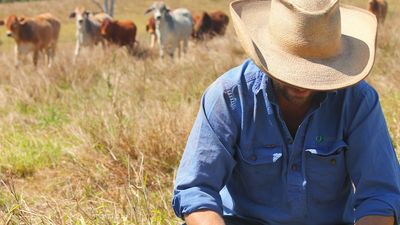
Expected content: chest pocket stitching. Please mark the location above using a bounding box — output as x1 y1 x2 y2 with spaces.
305 140 348 157
238 145 283 165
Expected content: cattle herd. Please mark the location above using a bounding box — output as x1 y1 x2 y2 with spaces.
0 1 229 68
0 0 388 68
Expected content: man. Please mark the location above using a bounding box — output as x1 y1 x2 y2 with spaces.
172 0 400 224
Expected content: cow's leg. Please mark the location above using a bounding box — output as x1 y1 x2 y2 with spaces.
183 38 189 57
14 45 20 68
47 47 54 68
150 34 156 49
158 39 165 58
127 43 135 55
33 50 39 67
169 41 177 58
99 38 107 50
176 41 182 59
159 45 164 58
74 41 80 63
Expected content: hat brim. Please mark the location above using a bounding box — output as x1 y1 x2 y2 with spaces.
230 0 377 91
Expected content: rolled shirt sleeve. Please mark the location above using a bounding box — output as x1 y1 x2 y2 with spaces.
172 77 239 218
345 84 400 222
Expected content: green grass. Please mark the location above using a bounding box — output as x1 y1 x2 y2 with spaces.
0 130 63 177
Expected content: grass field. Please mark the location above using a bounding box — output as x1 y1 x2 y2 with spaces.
0 0 399 224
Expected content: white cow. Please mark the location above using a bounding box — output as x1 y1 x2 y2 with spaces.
145 1 192 58
69 6 112 61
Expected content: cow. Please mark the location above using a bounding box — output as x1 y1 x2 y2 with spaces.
99 18 137 54
367 0 388 24
145 1 193 58
192 10 229 40
0 13 60 68
69 6 112 61
145 16 157 48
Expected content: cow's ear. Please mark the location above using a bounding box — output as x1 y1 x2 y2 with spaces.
203 12 211 20
144 7 154 15
69 12 76 18
203 12 212 24
18 16 27 24
0 20 4 26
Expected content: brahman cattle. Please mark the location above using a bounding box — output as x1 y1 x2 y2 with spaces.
367 0 388 24
0 13 60 67
192 10 229 40
99 18 137 54
69 6 112 61
145 1 193 58
145 16 157 48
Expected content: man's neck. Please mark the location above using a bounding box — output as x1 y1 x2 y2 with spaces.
277 94 313 137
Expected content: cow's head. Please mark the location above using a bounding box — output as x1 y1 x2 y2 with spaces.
368 0 380 13
99 18 112 36
69 6 90 29
192 12 212 39
145 17 156 34
1 15 26 38
145 1 170 22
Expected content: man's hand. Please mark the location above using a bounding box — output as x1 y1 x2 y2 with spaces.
184 209 225 225
356 215 395 225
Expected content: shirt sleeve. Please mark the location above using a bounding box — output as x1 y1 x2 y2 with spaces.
172 78 239 219
345 84 400 223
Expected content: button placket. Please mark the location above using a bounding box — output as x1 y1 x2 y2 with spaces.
291 164 300 171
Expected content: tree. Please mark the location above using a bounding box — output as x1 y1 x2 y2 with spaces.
104 0 115 17
91 0 115 17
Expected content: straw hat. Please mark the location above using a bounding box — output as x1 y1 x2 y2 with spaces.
230 0 378 90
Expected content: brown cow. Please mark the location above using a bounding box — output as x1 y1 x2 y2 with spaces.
0 13 60 67
367 0 388 24
100 19 137 53
145 16 157 48
192 10 229 40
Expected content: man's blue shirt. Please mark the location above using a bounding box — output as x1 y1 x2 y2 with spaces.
172 59 400 225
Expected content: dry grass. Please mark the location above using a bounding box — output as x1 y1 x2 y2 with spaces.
0 0 399 224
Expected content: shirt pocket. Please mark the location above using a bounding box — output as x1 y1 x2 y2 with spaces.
305 140 349 203
235 145 283 204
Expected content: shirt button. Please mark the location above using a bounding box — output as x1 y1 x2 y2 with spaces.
251 155 257 161
330 159 336 165
291 164 299 171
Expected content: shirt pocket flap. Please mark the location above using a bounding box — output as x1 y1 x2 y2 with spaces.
305 140 348 157
239 145 283 165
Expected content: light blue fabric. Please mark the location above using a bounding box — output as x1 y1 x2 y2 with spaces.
172 59 400 225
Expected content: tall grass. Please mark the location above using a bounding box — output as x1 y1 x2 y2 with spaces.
0 0 399 224
0 30 246 223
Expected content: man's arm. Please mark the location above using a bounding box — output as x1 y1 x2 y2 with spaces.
356 215 395 225
344 85 400 223
184 210 225 225
172 78 239 220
